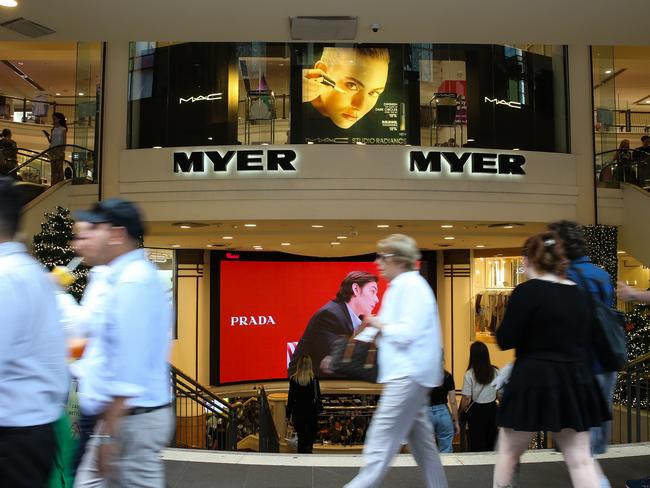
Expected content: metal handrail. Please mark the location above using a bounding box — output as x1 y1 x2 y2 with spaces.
621 352 650 371
7 144 94 179
258 386 280 453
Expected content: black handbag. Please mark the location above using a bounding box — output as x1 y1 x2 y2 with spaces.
328 325 378 383
574 268 628 372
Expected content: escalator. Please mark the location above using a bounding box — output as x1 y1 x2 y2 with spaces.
1 145 95 204
597 149 650 266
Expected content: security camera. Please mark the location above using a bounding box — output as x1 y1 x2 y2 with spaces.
371 23 380 33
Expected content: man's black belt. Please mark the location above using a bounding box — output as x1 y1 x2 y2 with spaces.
127 403 171 416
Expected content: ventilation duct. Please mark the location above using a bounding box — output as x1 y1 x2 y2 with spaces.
289 16 357 40
1 18 55 38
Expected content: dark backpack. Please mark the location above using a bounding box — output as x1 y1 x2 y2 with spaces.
574 267 627 372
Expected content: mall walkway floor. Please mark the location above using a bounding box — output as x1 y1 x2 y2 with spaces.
164 444 649 487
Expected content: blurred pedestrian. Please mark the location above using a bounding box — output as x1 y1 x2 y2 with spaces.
549 220 616 488
286 355 322 454
0 177 69 487
0 128 18 177
429 369 459 453
72 199 174 488
493 231 610 488
617 281 650 488
344 234 448 488
460 342 499 452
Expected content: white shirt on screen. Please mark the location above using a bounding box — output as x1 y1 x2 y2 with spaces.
346 302 362 331
0 242 68 427
76 249 172 416
376 270 444 387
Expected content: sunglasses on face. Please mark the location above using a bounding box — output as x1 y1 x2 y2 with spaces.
376 253 397 261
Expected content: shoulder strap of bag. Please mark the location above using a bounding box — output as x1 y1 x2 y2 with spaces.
573 265 609 306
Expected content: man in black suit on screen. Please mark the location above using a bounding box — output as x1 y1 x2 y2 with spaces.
288 271 379 377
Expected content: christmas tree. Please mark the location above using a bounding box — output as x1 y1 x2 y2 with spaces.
32 206 88 301
613 304 650 409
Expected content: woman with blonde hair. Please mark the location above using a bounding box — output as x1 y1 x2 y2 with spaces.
286 355 322 453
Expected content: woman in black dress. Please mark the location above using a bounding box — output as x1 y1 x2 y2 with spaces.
286 355 322 453
493 232 610 488
460 342 499 452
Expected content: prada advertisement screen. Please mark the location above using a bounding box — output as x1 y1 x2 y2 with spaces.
295 45 409 145
217 259 387 384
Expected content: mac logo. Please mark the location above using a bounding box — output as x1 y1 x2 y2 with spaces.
484 97 522 109
179 92 223 104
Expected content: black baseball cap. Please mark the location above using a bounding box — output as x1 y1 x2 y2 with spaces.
74 198 145 241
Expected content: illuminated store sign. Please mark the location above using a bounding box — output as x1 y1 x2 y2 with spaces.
484 97 522 109
409 151 526 175
179 92 223 104
173 149 298 173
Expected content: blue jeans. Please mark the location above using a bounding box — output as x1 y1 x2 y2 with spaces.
429 404 455 453
591 371 617 455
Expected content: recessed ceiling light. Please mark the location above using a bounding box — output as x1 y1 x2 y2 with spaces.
617 250 626 254
646 100 650 104
153 146 162 149
311 224 324 228
179 225 191 229
78 92 84 96
330 242 341 245
307 141 314 145
466 138 475 142
55 92 61 96
444 236 455 240
206 244 214 248
208 137 213 140
336 236 348 239
222 236 233 240
605 69 613 74
281 242 291 246
171 244 181 248
244 224 257 227
0 0 19 7
253 245 263 250
475 244 486 248
377 224 390 228
512 148 520 151
503 225 514 229
441 224 453 228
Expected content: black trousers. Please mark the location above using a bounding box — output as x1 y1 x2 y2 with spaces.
467 401 498 452
70 413 99 477
294 419 317 454
0 422 56 488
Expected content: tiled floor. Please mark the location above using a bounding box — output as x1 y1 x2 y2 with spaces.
164 445 650 487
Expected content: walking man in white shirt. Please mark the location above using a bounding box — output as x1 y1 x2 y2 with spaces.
0 177 69 487
344 234 448 488
72 199 173 488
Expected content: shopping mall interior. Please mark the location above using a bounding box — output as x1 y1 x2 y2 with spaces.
0 1 649 486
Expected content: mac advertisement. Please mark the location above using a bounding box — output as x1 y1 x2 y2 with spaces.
296 45 409 145
218 260 388 383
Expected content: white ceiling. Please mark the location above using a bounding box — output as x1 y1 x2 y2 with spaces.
0 0 649 44
143 219 545 257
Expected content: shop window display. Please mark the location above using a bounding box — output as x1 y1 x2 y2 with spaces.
473 254 525 342
127 42 568 152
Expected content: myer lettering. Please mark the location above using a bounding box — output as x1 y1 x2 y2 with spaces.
409 151 526 175
230 316 276 326
173 149 297 173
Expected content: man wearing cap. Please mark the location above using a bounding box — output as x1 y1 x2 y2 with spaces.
0 177 69 487
72 199 173 488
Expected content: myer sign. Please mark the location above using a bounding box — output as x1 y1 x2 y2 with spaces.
173 149 297 173
172 147 525 177
409 150 526 175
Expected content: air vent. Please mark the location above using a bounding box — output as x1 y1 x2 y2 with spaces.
486 222 524 229
289 16 357 40
1 18 55 38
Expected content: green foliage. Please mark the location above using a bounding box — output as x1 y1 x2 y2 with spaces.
32 206 88 301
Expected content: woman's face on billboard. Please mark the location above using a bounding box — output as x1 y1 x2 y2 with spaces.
314 51 389 129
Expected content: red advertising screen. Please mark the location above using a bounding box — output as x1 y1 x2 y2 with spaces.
219 260 387 383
